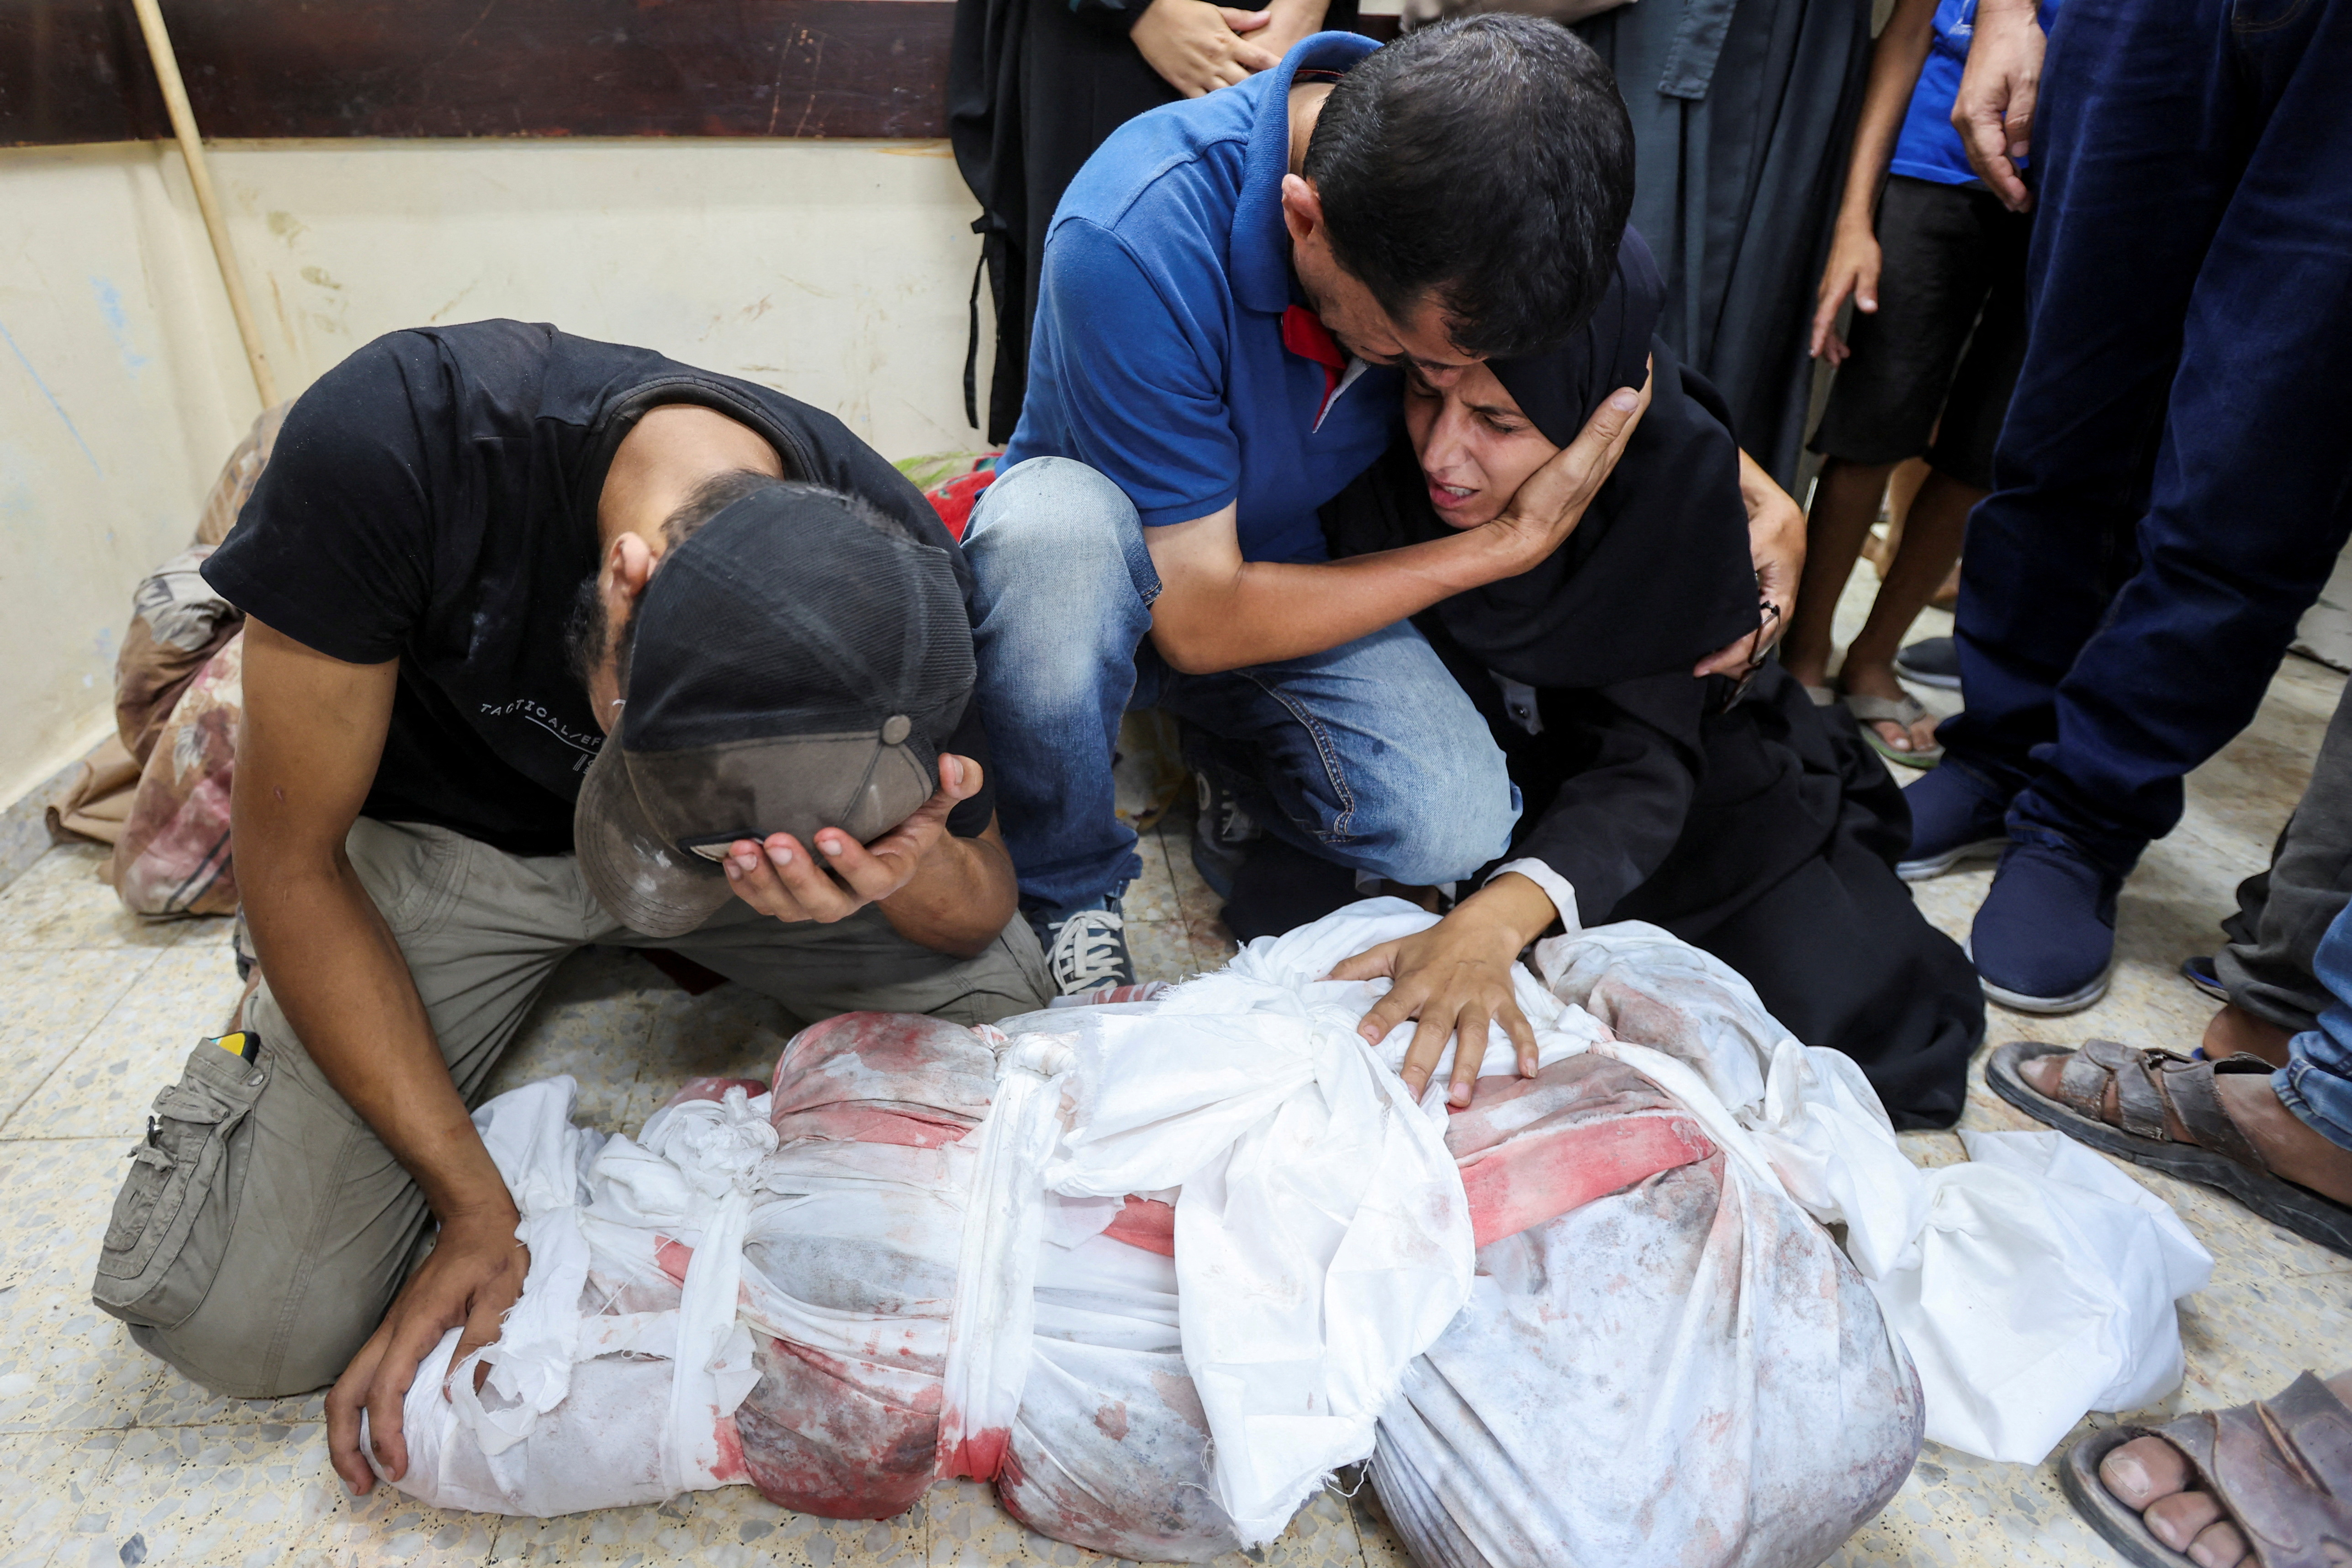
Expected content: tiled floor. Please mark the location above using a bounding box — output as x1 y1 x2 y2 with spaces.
2 585 2347 1565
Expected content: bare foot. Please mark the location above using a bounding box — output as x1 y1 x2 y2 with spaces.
2095 1370 2352 1566
2202 1003 2294 1069
1840 658 1939 754
2017 1053 2352 1205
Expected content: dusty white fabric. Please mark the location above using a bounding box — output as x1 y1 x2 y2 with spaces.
1028 976 1475 1544
1533 919 2213 1465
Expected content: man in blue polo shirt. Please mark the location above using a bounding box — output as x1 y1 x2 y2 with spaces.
961 18 1784 990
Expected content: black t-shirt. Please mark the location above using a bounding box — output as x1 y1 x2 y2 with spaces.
205 320 996 855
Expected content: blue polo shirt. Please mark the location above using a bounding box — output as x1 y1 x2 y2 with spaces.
1001 33 1402 565
1890 0 2061 187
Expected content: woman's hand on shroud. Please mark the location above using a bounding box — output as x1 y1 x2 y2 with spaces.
1327 874 1560 1108
1694 450 1807 679
1480 369 1652 577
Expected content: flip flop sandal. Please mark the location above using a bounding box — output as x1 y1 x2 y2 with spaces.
1987 1039 2352 1257
2059 1371 2352 1568
1840 690 1944 768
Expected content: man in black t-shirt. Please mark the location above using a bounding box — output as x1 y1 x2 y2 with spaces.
88 322 1050 1497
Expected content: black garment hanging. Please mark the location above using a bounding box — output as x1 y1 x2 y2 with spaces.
947 0 1361 443
1574 0 1871 488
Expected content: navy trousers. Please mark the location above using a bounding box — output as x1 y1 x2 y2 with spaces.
1940 0 2352 876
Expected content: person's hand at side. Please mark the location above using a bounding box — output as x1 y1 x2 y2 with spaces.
327 1204 528 1493
1809 222 1883 365
1476 370 1652 577
1692 449 1806 679
1951 0 2044 212
1132 0 1280 96
1326 873 1560 1108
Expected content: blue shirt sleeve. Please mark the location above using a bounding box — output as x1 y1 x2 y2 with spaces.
1028 216 1243 529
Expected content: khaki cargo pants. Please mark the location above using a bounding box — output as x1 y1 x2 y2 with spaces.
90 818 1050 1398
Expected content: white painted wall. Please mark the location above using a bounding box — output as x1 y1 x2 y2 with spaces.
0 136 990 809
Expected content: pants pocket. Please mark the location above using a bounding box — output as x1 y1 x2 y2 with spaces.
91 1035 272 1330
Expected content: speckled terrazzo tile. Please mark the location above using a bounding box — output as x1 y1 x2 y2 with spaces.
1824 1436 2105 1567
491 1485 923 1567
0 946 159 1130
0 1428 125 1568
1120 831 1183 925
50 1421 496 1568
2 945 251 1139
0 846 188 952
1125 921 1200 988
1158 821 1223 933
168 913 238 950
1344 1480 1413 1568
2171 1271 2352 1410
481 947 674 1136
1181 917 1241 974
0 1138 165 1434
133 1370 328 1432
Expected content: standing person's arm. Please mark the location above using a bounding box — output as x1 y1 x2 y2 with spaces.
1811 0 1942 364
1951 0 2044 211
1131 0 1282 94
234 620 529 1496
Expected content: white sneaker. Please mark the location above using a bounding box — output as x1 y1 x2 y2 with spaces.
1038 898 1136 995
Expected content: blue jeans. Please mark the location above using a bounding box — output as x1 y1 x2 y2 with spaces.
1937 0 2352 875
962 457 1519 916
2281 898 2352 1152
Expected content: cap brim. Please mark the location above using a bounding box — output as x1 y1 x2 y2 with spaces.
575 736 736 941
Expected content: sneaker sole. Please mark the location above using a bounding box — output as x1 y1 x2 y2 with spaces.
1895 836 2006 883
1893 666 1961 692
1964 938 2111 1014
2179 958 2230 1003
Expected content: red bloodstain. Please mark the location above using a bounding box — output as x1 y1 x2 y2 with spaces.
941 1427 1011 1482
1102 1198 1177 1257
1460 1111 1714 1248
711 1413 751 1482
1093 1400 1129 1441
655 1235 694 1286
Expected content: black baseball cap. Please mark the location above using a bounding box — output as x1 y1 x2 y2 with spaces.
575 482 974 938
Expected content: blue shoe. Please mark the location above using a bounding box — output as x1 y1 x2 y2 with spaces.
1967 835 2119 1014
1894 766 2010 882
1894 636 1962 692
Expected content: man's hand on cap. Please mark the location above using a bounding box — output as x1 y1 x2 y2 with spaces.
720 754 982 924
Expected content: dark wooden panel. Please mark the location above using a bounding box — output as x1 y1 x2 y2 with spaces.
0 0 174 146
0 0 1401 147
4 0 957 145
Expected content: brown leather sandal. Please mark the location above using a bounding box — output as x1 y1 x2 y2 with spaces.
2061 1371 2352 1568
1988 1039 2352 1257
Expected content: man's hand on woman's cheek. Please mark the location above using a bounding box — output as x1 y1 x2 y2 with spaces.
721 754 983 924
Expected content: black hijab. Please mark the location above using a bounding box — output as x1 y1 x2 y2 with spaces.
1322 228 1762 690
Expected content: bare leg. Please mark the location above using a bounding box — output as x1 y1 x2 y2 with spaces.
2203 1003 2295 1068
1840 469 1980 754
1783 458 1897 692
